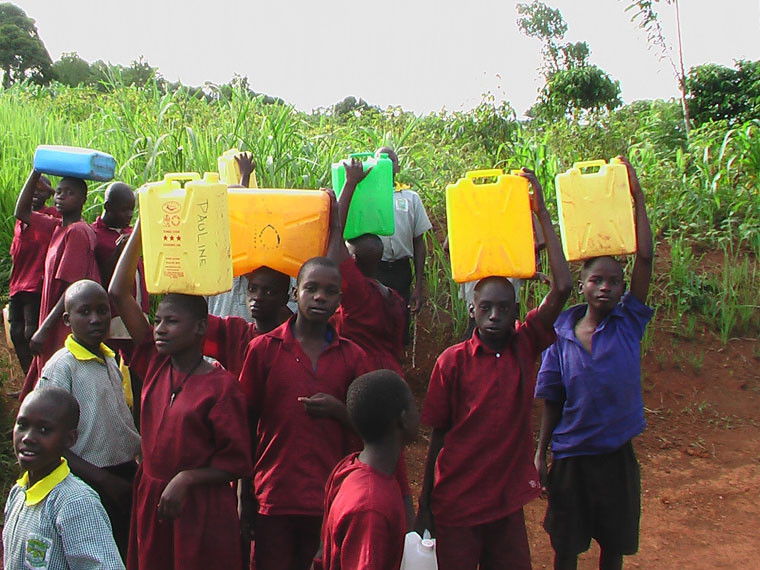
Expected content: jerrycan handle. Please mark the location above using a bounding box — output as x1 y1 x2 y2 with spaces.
348 152 374 159
163 172 201 185
572 160 607 171
465 169 504 181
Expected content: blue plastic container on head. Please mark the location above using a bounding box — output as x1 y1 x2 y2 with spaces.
33 145 116 182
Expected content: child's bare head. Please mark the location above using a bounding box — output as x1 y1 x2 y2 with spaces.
154 294 208 354
15 387 79 485
295 257 341 324
32 175 53 211
54 177 87 216
346 233 383 277
103 182 136 229
579 256 625 313
244 266 291 323
63 280 111 351
347 369 419 445
471 277 518 344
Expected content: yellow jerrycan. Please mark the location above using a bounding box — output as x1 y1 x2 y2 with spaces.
218 148 258 188
138 172 233 295
555 158 635 261
446 169 535 283
228 188 330 278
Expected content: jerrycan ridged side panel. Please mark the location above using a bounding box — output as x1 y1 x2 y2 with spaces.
332 152 395 239
555 159 636 261
138 173 233 295
228 189 330 278
446 170 535 283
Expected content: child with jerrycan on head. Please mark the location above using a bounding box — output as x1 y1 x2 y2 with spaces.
315 370 420 570
417 168 572 570
238 207 371 570
36 279 141 560
3 387 125 569
18 169 102 401
8 173 60 375
109 221 253 570
534 157 654 570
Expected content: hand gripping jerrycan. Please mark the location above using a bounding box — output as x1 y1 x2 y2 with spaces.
227 188 330 278
218 148 258 188
401 531 437 570
331 152 395 239
138 172 233 295
445 169 535 283
555 158 636 261
33 145 116 182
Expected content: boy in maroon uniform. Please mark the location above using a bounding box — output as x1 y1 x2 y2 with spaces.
316 370 419 570
91 182 149 358
203 265 291 376
9 173 59 373
239 252 368 570
20 170 100 400
416 169 572 569
110 220 253 570
328 158 406 375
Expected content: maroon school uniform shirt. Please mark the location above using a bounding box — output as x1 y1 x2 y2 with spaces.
9 210 61 297
204 314 260 376
91 216 150 313
421 309 556 527
239 317 369 517
333 258 405 375
127 339 253 570
317 453 405 570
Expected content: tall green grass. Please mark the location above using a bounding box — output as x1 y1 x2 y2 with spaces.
1 79 758 341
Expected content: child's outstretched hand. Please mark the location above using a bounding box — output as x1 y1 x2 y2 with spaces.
517 168 547 213
158 471 192 520
343 157 371 187
235 152 256 177
298 393 348 423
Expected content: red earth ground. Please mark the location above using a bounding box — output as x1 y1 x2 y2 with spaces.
2 249 759 568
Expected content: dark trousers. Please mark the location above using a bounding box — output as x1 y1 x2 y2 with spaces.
254 514 322 570
8 292 41 374
377 259 413 345
92 460 138 562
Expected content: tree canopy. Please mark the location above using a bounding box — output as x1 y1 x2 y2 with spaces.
686 60 760 127
0 2 52 88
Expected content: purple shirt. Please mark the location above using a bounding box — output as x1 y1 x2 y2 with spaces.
535 292 654 459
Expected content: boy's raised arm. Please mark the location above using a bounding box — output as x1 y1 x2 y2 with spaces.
518 169 572 329
108 218 151 345
15 169 42 224
620 156 653 304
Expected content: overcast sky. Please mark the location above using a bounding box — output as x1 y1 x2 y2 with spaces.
13 0 760 115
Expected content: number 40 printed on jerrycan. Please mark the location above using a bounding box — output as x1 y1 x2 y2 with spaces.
138 172 233 295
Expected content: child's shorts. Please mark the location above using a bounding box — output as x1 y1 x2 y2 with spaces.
544 440 640 556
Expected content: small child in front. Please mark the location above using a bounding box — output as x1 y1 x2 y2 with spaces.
316 370 419 570
36 279 141 559
534 157 653 570
239 252 368 570
417 169 572 569
109 221 253 570
3 386 124 569
8 173 59 373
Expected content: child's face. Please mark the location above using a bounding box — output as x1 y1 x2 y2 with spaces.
245 268 289 322
579 258 625 313
14 395 76 486
154 301 206 355
54 180 85 215
294 265 341 324
104 195 135 229
471 280 517 344
63 288 111 351
32 180 53 211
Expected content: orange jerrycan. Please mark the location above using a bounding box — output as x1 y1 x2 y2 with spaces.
228 189 330 278
218 148 258 188
446 169 535 283
138 172 233 295
555 159 635 261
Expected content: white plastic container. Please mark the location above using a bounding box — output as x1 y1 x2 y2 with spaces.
401 531 437 570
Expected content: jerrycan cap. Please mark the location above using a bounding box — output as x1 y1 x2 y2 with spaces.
203 172 220 183
420 538 435 551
